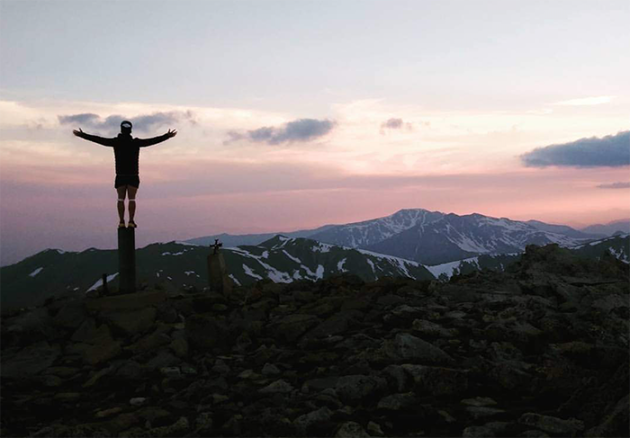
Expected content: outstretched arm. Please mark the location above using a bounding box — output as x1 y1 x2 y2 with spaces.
73 128 116 147
135 129 177 147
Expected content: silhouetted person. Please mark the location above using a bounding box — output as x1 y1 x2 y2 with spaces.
73 120 177 228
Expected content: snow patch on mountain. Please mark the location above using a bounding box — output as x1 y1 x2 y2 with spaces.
426 257 479 279
312 242 333 253
243 264 263 280
609 247 628 263
29 267 43 277
282 250 301 264
86 273 118 293
367 259 376 273
337 258 348 272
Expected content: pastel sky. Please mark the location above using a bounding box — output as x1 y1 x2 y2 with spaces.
1 0 629 266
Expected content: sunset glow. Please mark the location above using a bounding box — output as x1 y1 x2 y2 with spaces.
1 0 629 265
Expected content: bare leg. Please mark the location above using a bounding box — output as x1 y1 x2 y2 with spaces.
128 186 138 223
116 186 127 224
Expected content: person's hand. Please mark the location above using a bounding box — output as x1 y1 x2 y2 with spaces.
73 128 84 137
166 129 177 138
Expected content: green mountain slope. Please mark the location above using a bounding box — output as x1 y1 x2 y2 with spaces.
0 236 433 312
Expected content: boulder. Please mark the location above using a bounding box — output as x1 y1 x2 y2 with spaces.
401 364 468 396
268 314 321 342
519 413 584 436
383 333 453 364
335 374 387 404
86 290 167 312
101 307 157 336
335 421 370 437
1 341 61 379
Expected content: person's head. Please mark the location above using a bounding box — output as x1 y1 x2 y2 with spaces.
120 120 132 135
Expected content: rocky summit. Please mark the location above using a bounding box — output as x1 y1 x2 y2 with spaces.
1 244 628 437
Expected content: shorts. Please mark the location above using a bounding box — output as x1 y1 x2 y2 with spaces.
115 174 140 189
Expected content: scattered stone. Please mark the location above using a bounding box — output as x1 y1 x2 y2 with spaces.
102 307 157 336
259 379 294 394
293 406 333 433
462 425 496 437
95 407 123 419
383 332 453 363
367 421 385 437
212 358 231 374
160 367 181 378
1 341 61 379
1 244 627 438
262 362 281 375
521 430 550 438
519 413 585 435
461 396 498 407
377 392 419 411
335 374 387 404
170 338 188 357
148 416 189 437
401 364 468 396
129 397 147 406
335 421 370 437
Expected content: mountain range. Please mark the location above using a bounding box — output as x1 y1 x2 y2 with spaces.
188 209 605 265
0 235 434 312
3 208 628 313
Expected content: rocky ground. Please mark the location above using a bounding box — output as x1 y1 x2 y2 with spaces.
1 244 628 437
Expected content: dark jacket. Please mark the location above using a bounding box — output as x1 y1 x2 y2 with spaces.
79 132 170 175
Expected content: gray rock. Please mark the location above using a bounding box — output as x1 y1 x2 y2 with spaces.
412 319 458 338
461 396 498 407
212 358 231 375
269 314 321 342
335 421 370 437
259 379 294 394
383 333 453 363
129 397 147 406
302 376 340 393
52 301 86 329
519 413 584 435
377 392 418 411
293 406 333 433
1 341 61 379
367 421 385 437
462 426 496 437
146 349 180 371
382 364 410 392
521 431 550 438
6 308 51 334
195 412 213 433
401 364 468 396
335 374 387 404
466 406 505 419
585 394 629 437
262 362 281 375
160 367 181 377
170 338 189 358
115 360 145 380
148 416 189 437
102 307 157 336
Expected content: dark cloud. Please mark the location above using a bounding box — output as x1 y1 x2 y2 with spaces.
58 111 194 133
380 118 420 135
58 113 100 125
521 131 630 168
597 181 630 189
382 118 404 129
226 118 335 145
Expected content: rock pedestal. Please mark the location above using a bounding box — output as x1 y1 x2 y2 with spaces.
207 239 232 295
117 228 136 294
